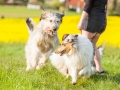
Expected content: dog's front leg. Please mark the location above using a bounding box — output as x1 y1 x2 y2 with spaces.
36 50 52 70
36 54 47 70
70 68 77 85
26 51 38 71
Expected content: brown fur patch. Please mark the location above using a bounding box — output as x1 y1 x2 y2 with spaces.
62 34 69 41
37 34 54 54
55 43 74 56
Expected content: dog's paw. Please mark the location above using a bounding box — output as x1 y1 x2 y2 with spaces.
36 64 44 70
72 82 76 85
36 65 41 70
26 66 32 71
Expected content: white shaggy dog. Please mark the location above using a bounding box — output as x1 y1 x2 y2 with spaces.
25 9 64 71
50 34 94 85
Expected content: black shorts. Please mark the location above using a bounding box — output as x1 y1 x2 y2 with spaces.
81 15 107 34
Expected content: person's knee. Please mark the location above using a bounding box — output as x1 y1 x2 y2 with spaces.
91 33 100 45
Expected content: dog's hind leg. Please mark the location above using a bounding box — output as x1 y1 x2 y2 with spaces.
26 18 36 34
78 66 92 78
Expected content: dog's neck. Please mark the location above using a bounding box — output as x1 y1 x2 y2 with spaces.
37 31 58 54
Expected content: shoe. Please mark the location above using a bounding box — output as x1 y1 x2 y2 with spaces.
96 71 105 75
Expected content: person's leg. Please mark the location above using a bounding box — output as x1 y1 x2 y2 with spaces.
82 30 104 73
81 30 96 41
91 33 103 72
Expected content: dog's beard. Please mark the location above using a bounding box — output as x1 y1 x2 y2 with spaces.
37 34 54 53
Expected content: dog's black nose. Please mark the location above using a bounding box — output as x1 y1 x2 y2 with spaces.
53 28 57 31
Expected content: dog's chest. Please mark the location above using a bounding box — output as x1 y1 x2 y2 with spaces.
37 35 59 54
63 55 84 69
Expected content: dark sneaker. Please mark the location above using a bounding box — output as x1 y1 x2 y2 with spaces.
96 71 105 75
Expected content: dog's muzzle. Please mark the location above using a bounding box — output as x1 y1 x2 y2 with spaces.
45 28 56 36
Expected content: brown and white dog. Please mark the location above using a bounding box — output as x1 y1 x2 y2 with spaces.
25 9 64 71
50 34 94 85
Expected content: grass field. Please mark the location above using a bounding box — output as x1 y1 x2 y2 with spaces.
0 43 120 90
0 5 80 18
0 5 120 90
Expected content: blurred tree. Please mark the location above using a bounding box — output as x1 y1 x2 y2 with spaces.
115 0 120 15
28 0 45 5
0 0 5 4
108 0 120 16
38 0 44 3
28 0 37 4
49 0 65 10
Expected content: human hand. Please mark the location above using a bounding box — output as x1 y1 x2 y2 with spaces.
77 22 82 30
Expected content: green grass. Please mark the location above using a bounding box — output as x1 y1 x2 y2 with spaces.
0 43 120 90
0 5 80 18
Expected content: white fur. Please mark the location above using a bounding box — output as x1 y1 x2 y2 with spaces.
50 34 94 84
25 18 60 71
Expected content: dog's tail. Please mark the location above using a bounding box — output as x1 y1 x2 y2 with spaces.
50 53 68 76
26 18 36 35
98 42 106 56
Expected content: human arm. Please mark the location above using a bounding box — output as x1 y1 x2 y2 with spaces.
78 11 88 30
78 0 93 30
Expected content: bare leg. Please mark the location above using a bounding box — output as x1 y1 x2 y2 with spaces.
94 47 103 72
92 33 103 72
82 30 103 72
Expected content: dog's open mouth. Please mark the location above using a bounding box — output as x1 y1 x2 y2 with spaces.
46 30 55 36
46 29 55 36
50 30 55 36
55 43 74 56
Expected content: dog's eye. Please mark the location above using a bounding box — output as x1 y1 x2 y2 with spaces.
66 39 69 42
72 39 74 42
50 20 52 22
56 21 59 23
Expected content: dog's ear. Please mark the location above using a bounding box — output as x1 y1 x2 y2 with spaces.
61 11 64 17
40 6 45 11
62 34 69 41
40 7 48 21
75 35 78 38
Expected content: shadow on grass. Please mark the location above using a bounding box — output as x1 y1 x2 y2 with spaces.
91 71 120 84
